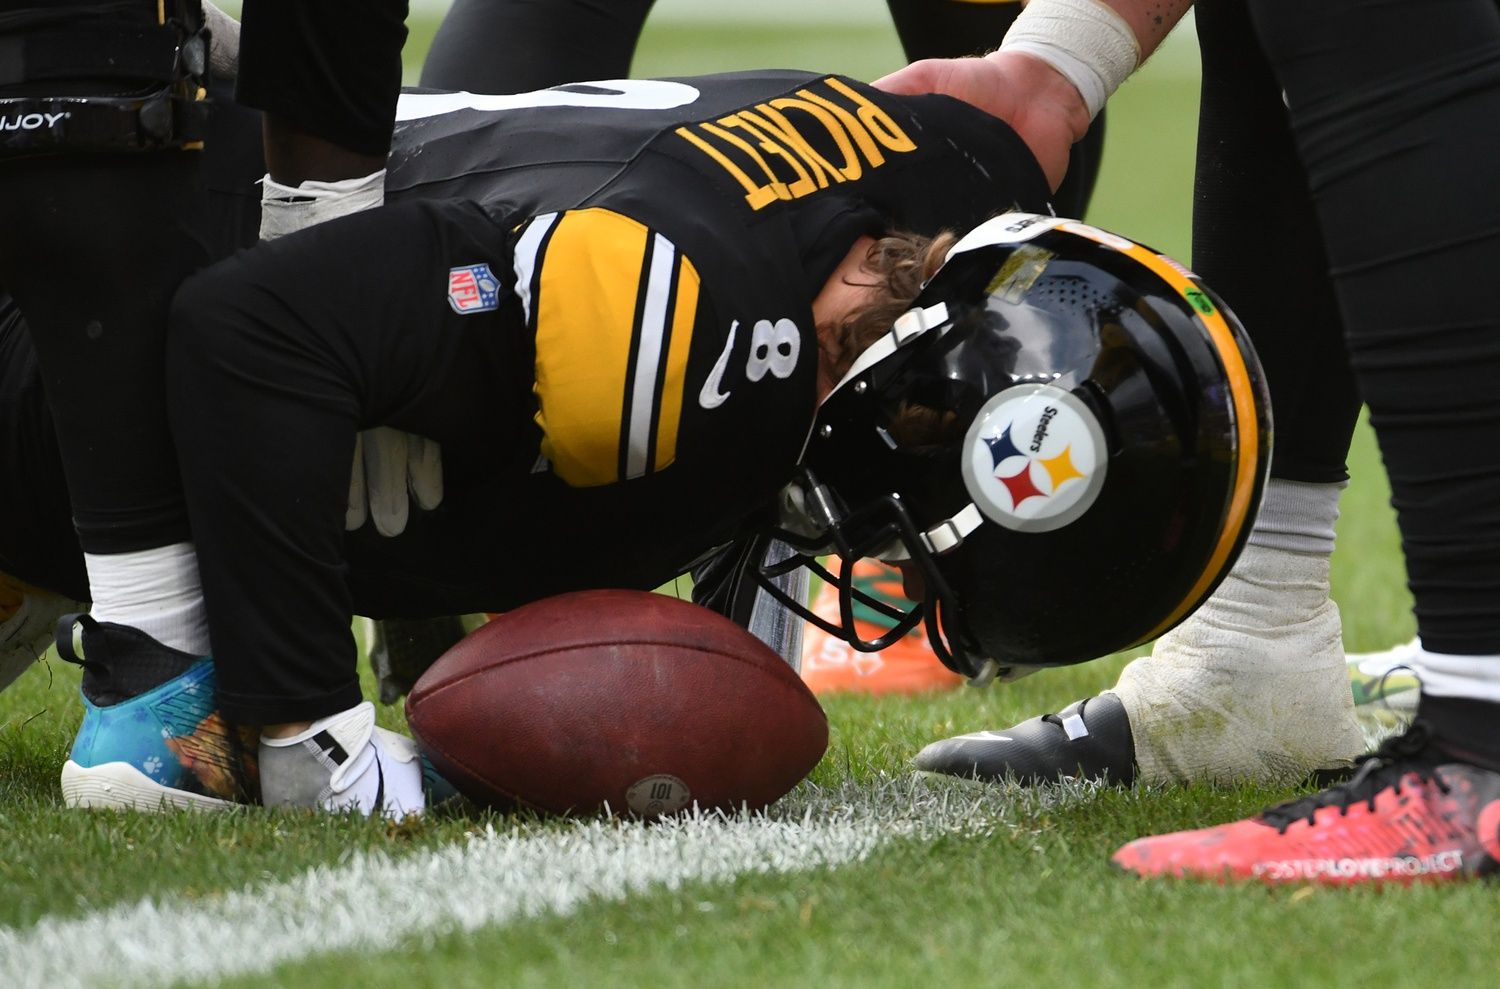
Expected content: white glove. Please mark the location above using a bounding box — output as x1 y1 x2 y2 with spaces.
347 427 444 537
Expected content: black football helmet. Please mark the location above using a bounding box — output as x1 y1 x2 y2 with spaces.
758 213 1271 683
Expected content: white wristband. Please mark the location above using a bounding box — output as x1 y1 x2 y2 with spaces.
1000 0 1141 120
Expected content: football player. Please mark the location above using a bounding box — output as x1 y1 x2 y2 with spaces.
39 66 1049 815
0 1 249 687
0 40 1265 816
881 0 1500 884
0 0 424 757
424 0 1421 714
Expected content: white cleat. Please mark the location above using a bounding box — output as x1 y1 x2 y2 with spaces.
1346 637 1421 727
260 702 425 818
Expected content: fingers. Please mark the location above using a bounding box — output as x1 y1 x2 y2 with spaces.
348 429 445 537
407 435 444 512
871 58 944 95
346 432 369 531
362 426 411 538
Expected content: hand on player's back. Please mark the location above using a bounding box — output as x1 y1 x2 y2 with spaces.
874 52 1089 193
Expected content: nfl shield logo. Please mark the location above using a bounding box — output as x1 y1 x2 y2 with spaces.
447 263 501 314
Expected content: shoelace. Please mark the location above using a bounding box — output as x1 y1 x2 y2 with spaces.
1376 663 1420 715
1259 721 1451 834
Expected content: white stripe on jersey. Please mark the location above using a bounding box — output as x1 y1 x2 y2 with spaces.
511 212 559 326
625 233 677 479
395 80 702 122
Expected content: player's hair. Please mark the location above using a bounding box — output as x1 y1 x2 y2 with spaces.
820 229 958 382
823 229 963 448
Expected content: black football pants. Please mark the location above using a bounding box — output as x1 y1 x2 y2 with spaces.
165 198 536 723
0 3 261 558
0 301 87 600
1197 0 1500 659
1249 0 1500 760
0 152 208 555
1193 0 1362 487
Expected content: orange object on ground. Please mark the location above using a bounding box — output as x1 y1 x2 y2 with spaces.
799 559 962 695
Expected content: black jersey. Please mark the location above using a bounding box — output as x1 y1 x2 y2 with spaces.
3 72 1055 615
378 73 1050 570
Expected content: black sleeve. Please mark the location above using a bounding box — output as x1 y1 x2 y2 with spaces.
420 0 656 94
235 0 409 156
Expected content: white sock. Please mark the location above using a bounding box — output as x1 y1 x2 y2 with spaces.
260 702 425 818
1415 649 1500 704
1110 542 1366 784
82 543 210 654
258 168 386 241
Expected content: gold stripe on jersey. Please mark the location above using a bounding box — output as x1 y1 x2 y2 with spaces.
530 209 700 487
675 76 918 211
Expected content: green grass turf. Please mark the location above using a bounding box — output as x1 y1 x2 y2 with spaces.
0 12 1468 989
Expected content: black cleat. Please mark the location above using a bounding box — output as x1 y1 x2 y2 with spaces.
915 693 1136 785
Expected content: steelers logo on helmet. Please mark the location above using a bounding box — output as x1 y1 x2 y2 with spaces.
962 383 1108 532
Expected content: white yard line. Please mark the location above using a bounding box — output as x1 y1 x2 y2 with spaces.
0 779 1062 989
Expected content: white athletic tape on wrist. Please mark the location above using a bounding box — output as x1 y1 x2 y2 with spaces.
1000 0 1141 120
259 168 387 241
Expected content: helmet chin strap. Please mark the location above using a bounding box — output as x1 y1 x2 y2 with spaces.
819 301 950 406
796 301 952 462
877 502 985 560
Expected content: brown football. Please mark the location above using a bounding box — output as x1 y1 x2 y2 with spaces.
405 589 828 817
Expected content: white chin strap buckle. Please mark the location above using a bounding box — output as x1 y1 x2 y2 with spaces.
922 503 984 555
878 503 985 564
891 301 949 344
822 302 953 406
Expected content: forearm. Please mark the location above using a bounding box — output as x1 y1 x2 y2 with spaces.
1093 0 1193 63
981 0 1193 146
870 0 1193 191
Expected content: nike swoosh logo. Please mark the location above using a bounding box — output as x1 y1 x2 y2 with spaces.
698 320 738 410
1349 675 1381 707
957 732 1014 742
1350 671 1419 706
